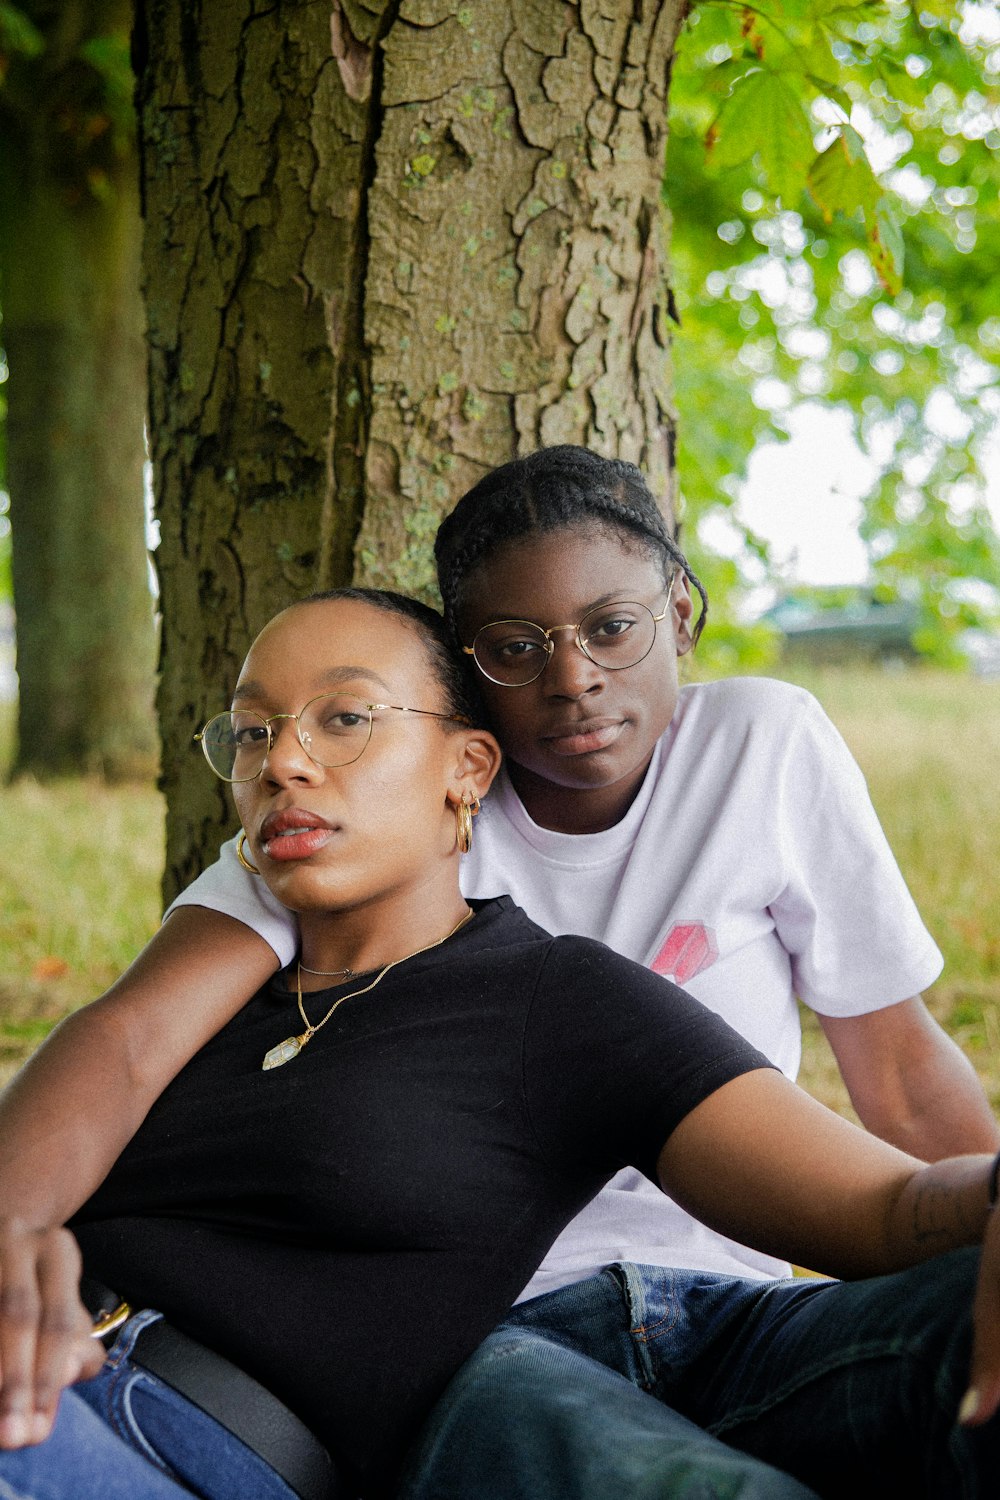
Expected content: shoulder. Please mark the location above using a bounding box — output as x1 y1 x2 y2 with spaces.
674 676 823 733
533 933 698 1020
665 684 839 768
460 896 561 968
524 935 767 1085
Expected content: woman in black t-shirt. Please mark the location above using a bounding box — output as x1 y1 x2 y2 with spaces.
0 588 998 1500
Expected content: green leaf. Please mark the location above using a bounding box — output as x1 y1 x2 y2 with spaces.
869 200 905 295
807 124 880 223
77 33 136 145
804 73 853 118
78 34 132 87
710 68 815 205
0 1 43 59
873 52 935 110
806 126 904 291
909 0 962 22
807 0 883 16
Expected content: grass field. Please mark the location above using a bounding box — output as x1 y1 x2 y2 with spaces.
1 664 999 1113
769 665 1000 1120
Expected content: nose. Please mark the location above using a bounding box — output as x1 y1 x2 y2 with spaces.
259 716 323 786
542 629 605 700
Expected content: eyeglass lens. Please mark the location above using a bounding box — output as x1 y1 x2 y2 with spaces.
473 601 658 686
200 695 374 781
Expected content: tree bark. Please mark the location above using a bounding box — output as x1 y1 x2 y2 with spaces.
137 0 686 900
0 0 157 781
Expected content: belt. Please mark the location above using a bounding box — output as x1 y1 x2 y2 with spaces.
81 1277 345 1500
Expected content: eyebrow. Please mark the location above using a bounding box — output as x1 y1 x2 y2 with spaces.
232 664 394 703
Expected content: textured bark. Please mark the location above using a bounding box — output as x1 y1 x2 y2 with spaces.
137 0 685 900
0 0 156 780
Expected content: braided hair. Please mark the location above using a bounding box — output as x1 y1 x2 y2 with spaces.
435 446 708 647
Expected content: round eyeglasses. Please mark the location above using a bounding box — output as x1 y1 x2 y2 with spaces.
464 597 670 688
195 693 470 782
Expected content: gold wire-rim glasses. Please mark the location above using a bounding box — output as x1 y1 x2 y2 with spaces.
462 590 673 688
195 693 472 782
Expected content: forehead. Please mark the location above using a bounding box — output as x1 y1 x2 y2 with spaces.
237 600 433 702
462 526 663 630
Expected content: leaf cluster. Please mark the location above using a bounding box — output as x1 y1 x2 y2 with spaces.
0 1 135 208
669 0 1000 665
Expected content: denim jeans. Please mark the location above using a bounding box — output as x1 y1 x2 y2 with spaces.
0 1310 298 1500
400 1247 996 1499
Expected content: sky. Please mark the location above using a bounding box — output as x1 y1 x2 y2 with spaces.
697 404 875 595
733 406 874 586
699 399 1000 599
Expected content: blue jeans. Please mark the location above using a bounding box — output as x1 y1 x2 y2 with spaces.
400 1247 995 1499
0 1310 297 1500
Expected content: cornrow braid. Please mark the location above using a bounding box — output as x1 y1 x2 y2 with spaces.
435 445 708 648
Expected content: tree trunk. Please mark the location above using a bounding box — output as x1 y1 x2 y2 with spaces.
0 1 156 781
137 0 685 900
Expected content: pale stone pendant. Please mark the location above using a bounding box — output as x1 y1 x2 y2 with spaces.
262 1033 310 1070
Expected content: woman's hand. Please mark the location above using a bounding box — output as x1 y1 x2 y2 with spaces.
0 1219 104 1448
962 1201 1000 1426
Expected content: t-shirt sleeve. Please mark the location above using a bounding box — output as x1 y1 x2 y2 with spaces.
521 938 772 1185
163 836 300 968
770 692 942 1016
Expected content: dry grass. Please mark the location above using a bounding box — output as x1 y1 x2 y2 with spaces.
0 759 163 1085
765 664 1000 1118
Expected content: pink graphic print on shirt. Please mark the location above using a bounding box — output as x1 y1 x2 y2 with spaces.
651 922 719 985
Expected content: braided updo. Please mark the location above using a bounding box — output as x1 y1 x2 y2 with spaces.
435 445 707 647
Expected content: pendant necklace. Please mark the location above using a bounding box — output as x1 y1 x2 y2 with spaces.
262 907 474 1071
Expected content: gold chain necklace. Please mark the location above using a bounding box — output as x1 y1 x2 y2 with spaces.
261 908 475 1071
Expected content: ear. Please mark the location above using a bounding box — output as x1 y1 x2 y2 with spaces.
446 728 502 809
670 573 695 659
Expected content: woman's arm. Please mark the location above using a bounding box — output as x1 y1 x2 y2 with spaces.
0 907 279 1223
819 996 1000 1158
657 1068 1000 1419
0 905 279 1447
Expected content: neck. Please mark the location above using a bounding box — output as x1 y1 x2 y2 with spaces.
296 882 472 991
505 757 653 834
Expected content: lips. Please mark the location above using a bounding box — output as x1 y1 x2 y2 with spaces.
259 807 335 862
541 718 625 757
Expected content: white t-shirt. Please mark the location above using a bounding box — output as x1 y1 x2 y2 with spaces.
169 678 942 1293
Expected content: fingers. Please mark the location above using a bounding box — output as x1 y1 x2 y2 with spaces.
960 1214 1000 1427
0 1220 101 1448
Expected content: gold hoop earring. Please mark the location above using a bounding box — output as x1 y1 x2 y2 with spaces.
454 794 482 854
237 831 261 875
455 800 473 854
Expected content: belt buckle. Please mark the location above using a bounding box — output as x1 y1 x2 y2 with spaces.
90 1300 132 1342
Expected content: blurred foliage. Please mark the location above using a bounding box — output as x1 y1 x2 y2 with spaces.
0 347 6 603
669 0 1000 667
0 1 136 198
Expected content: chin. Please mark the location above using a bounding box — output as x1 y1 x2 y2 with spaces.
263 870 352 914
539 754 640 789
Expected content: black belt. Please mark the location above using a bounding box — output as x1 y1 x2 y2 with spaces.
82 1277 346 1500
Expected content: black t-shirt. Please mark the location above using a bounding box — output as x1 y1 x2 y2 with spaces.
72 898 768 1494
